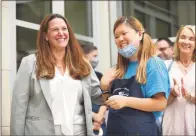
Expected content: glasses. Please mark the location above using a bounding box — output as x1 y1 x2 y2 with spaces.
159 47 170 51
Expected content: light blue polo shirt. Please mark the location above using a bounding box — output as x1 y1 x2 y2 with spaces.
124 56 170 120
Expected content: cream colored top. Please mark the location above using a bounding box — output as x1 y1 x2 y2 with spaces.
49 68 85 135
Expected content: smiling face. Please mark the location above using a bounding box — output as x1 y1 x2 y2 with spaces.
114 23 142 49
45 18 69 50
156 40 173 60
178 27 195 55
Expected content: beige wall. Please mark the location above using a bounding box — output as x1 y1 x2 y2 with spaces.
1 1 12 135
0 0 2 135
95 1 111 73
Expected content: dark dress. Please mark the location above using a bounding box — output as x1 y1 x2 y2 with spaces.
106 76 159 136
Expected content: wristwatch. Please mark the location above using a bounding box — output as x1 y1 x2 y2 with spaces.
102 90 110 94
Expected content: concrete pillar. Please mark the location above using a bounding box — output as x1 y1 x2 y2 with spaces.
1 1 16 135
93 1 111 73
0 0 2 134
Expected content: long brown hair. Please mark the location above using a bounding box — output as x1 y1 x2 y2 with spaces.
113 16 156 84
36 14 91 79
173 25 196 62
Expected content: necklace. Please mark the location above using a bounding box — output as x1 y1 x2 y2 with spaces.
179 60 192 74
180 60 192 67
56 64 65 71
57 66 62 70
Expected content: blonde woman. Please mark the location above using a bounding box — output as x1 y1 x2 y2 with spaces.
101 16 170 136
163 25 195 135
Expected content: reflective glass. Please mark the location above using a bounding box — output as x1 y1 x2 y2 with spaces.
64 1 93 37
156 18 171 37
148 1 170 11
16 0 52 24
17 26 37 70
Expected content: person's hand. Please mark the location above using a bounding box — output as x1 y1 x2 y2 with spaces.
100 67 119 90
106 95 127 110
93 121 101 131
170 78 180 97
92 112 104 124
101 67 119 102
181 78 192 101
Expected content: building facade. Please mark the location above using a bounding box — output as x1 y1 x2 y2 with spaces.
0 0 195 135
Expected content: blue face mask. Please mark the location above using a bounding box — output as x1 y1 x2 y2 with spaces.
118 42 138 58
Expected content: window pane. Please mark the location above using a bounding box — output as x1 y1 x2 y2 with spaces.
122 2 149 34
122 1 133 16
172 24 180 37
134 10 146 28
156 18 171 37
64 1 93 37
148 1 170 11
134 0 145 7
134 10 150 34
16 0 52 24
17 26 37 70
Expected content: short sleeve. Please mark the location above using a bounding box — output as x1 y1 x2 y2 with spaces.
143 57 170 99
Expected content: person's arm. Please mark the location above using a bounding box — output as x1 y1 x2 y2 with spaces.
92 112 102 123
181 78 196 104
92 105 107 123
100 68 117 91
100 67 118 102
10 57 31 135
182 92 196 104
167 87 179 106
167 93 175 106
167 88 196 106
97 105 108 118
106 93 167 111
125 93 167 111
184 94 196 104
88 66 104 105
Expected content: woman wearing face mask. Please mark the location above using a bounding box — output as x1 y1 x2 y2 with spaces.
80 43 107 136
162 25 195 135
101 16 170 136
80 43 103 80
